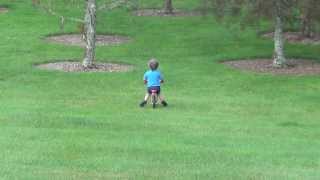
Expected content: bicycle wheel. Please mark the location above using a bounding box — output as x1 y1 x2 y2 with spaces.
152 94 156 108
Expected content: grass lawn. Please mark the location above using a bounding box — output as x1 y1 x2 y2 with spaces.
0 0 320 179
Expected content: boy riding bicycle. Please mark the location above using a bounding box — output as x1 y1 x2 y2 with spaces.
139 58 168 107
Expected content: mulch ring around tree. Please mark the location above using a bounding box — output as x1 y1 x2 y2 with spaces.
0 7 8 13
262 32 320 45
133 9 201 17
45 34 131 47
36 61 134 73
222 59 320 76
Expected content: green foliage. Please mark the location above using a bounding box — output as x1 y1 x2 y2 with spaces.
207 0 320 35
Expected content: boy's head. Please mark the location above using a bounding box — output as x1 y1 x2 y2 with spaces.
148 58 159 71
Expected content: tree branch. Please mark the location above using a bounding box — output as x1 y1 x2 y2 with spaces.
98 0 128 11
35 2 84 23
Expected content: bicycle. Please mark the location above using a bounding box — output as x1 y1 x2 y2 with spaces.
150 89 159 109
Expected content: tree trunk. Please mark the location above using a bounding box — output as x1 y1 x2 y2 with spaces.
300 1 314 38
273 0 286 68
164 0 173 14
82 0 97 68
301 16 313 38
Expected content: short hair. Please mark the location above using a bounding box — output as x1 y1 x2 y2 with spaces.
148 58 159 70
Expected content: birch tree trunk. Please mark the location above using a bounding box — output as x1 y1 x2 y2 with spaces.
82 0 97 68
273 0 286 68
164 0 173 14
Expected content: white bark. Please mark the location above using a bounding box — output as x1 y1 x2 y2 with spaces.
83 0 97 68
273 0 286 68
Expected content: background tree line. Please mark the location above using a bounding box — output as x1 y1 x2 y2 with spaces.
33 0 320 68
207 0 320 67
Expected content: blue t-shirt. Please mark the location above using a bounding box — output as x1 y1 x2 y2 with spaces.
143 70 163 87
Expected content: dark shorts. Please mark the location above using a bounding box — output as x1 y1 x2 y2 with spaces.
148 86 161 95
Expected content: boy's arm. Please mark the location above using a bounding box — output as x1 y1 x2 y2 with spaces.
143 73 148 84
160 73 164 83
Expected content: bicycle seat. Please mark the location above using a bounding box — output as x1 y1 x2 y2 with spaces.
151 90 158 93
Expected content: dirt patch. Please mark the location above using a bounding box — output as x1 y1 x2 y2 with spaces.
133 9 201 17
36 61 134 73
222 59 320 76
262 32 320 45
46 34 131 47
0 7 8 13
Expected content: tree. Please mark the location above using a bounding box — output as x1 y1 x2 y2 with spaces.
34 0 128 68
163 0 173 14
298 0 320 38
210 0 296 67
273 0 287 67
82 0 96 68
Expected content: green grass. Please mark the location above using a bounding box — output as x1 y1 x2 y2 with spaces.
1 0 320 179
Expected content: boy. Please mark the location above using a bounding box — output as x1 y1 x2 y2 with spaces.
140 58 168 107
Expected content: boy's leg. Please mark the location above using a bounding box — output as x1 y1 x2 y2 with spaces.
159 94 168 106
144 93 150 101
140 93 149 107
